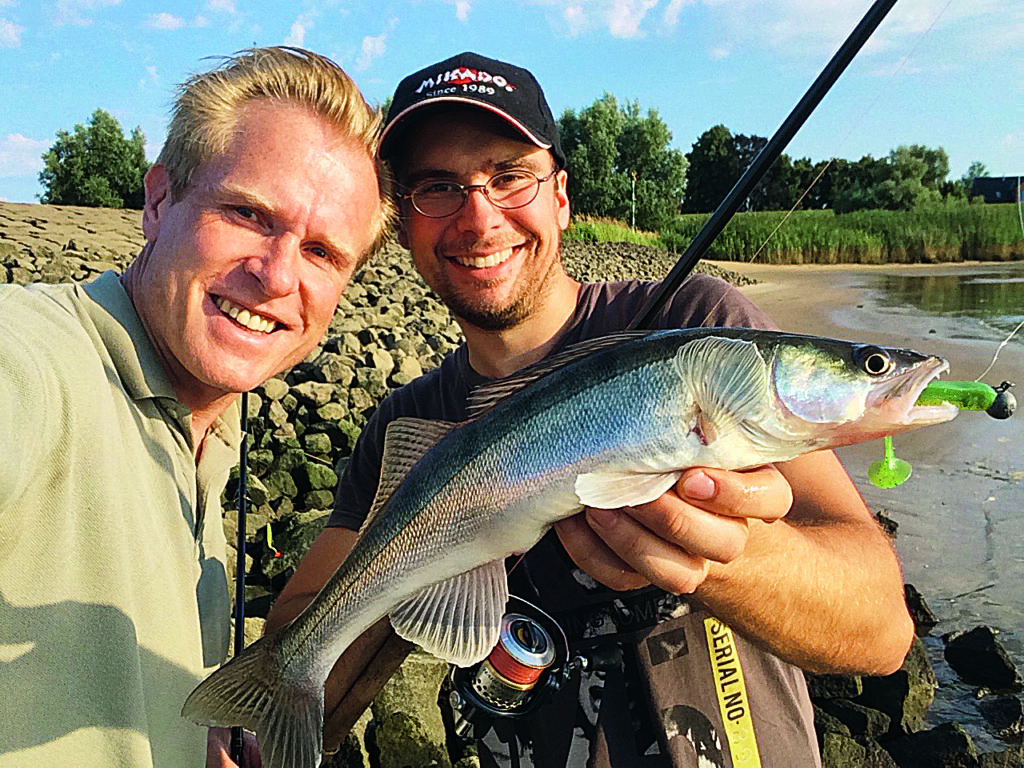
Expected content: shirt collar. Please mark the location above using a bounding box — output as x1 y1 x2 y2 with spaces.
79 271 241 454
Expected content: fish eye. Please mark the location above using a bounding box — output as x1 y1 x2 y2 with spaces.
854 345 895 376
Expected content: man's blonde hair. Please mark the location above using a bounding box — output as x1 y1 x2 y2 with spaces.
158 46 394 259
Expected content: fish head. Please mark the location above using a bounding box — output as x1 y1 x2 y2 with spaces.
769 338 958 448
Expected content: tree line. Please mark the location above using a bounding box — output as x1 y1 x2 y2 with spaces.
39 101 990 232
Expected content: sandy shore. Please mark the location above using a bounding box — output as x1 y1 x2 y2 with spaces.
721 260 1023 647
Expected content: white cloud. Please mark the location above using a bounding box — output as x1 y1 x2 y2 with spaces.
662 0 694 27
605 0 657 38
206 0 235 13
138 64 158 89
284 10 317 47
0 134 49 178
709 46 729 60
563 4 586 36
0 16 23 46
52 0 121 26
284 19 306 46
446 0 471 22
194 14 209 27
145 12 185 30
357 32 387 71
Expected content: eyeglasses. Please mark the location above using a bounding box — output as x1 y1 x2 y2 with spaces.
402 168 559 218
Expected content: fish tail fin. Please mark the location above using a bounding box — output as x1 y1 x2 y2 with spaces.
182 635 324 768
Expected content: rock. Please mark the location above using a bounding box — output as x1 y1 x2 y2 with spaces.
303 432 334 457
944 627 1023 691
905 584 938 636
977 746 1024 767
261 377 289 401
295 461 338 493
819 699 891 739
808 673 865 701
391 355 424 387
884 722 978 768
977 696 1024 741
856 636 936 736
371 651 452 768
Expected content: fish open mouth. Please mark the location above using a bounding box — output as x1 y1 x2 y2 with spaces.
871 356 958 427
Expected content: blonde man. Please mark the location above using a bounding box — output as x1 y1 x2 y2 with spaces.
0 47 390 768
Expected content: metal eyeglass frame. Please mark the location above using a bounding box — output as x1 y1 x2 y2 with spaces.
402 167 560 218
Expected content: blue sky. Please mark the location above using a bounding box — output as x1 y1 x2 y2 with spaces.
1 0 1020 204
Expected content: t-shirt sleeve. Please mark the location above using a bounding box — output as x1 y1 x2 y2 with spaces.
328 399 392 531
662 273 778 332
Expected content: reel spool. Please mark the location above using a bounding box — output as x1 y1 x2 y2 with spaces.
448 596 569 738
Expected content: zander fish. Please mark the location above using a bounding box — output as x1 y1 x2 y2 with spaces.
183 328 958 768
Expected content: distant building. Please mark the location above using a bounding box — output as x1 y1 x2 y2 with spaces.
969 176 1023 203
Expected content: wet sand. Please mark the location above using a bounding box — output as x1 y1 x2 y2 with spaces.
722 261 1023 653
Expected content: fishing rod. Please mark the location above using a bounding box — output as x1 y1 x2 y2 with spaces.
230 390 249 766
625 0 1015 430
627 0 898 331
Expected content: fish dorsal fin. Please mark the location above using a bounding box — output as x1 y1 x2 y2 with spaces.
676 335 770 438
358 417 457 538
575 470 683 510
466 331 653 418
389 559 509 667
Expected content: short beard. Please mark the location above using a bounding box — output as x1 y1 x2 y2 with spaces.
453 293 533 332
447 246 562 332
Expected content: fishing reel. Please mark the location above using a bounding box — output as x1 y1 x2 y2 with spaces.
447 596 622 739
448 597 569 738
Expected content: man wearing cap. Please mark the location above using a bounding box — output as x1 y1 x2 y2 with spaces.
267 52 914 767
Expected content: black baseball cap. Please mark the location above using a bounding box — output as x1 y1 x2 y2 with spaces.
380 51 565 168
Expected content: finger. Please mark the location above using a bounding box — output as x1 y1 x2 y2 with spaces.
624 493 750 564
677 465 793 522
554 514 650 591
585 507 710 595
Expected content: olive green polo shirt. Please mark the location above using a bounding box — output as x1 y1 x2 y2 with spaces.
0 272 239 767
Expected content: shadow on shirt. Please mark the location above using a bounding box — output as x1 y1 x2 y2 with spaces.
0 589 202 754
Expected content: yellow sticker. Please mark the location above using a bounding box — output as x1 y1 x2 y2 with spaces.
704 617 762 768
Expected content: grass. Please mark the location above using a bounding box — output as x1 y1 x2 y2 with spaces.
573 203 1024 265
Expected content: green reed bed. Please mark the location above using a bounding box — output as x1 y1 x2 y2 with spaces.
565 215 662 247
654 204 1023 264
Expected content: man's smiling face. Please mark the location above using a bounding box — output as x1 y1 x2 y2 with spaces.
129 99 381 407
396 108 570 332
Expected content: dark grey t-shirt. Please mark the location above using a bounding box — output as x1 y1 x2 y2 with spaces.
329 277 820 768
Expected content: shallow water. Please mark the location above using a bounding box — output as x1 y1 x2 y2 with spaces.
868 261 1024 349
832 262 1024 753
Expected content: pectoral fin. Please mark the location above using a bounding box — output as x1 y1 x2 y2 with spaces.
389 559 509 667
574 469 682 509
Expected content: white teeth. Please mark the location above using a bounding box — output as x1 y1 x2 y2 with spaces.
216 297 275 334
454 248 515 269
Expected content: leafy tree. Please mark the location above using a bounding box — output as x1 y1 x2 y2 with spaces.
881 145 946 210
39 109 150 208
558 94 687 231
681 124 734 213
960 160 988 199
683 127 800 213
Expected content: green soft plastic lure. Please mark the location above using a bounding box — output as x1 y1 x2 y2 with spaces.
914 380 997 411
870 380 1009 489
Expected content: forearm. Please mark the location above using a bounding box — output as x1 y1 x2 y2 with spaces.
696 511 913 675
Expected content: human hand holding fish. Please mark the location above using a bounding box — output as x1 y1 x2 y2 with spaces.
555 464 793 594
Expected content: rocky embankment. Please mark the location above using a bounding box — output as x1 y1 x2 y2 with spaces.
3 201 1022 768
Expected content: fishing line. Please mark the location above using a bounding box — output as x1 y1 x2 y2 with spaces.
716 0 955 286
974 319 1024 383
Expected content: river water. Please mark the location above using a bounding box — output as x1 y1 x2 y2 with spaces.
829 261 1024 750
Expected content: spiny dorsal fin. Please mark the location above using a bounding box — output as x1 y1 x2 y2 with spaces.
358 417 457 538
389 559 509 667
466 330 654 418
